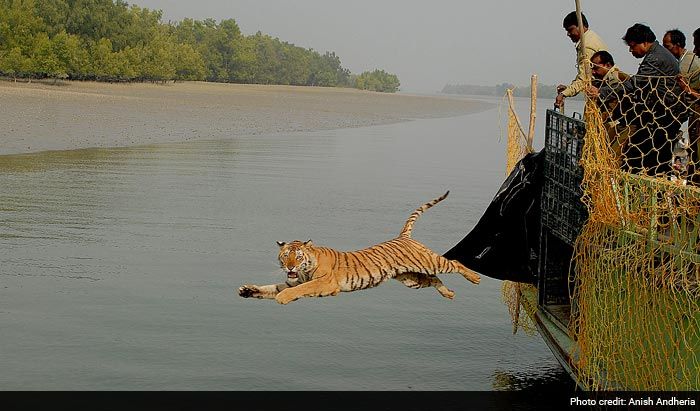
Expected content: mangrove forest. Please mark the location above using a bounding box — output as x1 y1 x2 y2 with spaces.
0 0 400 92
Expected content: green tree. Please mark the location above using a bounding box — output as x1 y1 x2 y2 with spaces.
249 32 280 84
34 0 70 36
0 0 45 52
0 46 31 79
30 31 66 78
172 17 196 45
140 27 176 82
230 35 257 83
186 18 229 81
355 69 400 93
119 45 143 80
90 37 118 80
0 0 399 88
114 4 162 50
282 45 310 85
51 30 89 78
64 0 110 41
173 43 205 81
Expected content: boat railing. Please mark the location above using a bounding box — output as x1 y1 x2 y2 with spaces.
610 172 700 263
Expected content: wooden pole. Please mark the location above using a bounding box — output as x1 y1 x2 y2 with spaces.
575 0 591 81
527 74 537 153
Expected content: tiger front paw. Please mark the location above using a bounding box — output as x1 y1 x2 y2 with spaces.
238 285 261 298
275 289 296 305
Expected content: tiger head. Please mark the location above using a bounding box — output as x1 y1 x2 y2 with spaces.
277 239 317 284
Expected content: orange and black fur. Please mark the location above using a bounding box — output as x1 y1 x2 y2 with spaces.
238 191 480 304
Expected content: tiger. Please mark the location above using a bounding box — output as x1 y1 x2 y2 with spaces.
238 191 480 304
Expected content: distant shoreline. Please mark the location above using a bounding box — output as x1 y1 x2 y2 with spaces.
0 80 493 156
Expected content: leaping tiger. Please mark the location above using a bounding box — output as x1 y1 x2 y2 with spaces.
238 191 480 304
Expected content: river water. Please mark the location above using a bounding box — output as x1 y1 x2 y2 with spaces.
0 96 581 390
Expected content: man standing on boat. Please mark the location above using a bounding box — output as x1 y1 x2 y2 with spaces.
555 11 608 109
683 29 700 100
664 29 700 182
586 51 630 163
621 23 681 176
663 29 700 84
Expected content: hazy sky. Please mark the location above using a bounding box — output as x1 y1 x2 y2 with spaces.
133 0 699 92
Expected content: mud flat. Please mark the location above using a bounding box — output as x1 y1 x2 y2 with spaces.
0 80 491 155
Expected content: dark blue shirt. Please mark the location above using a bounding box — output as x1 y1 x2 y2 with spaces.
636 41 680 77
623 41 681 110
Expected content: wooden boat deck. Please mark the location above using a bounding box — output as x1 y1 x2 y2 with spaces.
544 304 571 329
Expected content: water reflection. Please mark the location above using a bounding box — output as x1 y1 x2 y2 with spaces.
0 146 128 173
492 365 575 391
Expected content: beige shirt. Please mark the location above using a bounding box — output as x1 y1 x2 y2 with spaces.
602 65 628 90
680 50 700 90
561 29 609 97
681 51 700 128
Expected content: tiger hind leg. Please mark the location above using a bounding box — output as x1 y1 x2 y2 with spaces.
429 255 481 284
448 259 481 284
394 272 455 300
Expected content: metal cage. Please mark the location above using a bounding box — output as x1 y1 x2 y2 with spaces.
538 109 588 308
542 109 588 245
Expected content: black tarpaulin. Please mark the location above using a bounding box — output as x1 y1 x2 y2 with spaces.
443 151 544 283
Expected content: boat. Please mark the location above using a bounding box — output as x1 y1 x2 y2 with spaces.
511 100 700 390
444 94 699 390
444 7 699 387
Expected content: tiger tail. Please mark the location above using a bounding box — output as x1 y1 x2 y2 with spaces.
398 191 449 238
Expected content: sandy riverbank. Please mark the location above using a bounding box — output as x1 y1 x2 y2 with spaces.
1 80 492 155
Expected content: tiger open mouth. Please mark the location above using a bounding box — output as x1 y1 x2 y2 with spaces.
287 272 298 280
